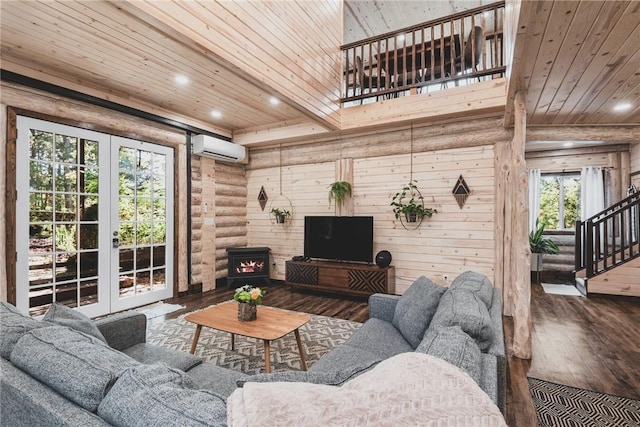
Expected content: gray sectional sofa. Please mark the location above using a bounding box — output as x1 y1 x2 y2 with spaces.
0 270 505 426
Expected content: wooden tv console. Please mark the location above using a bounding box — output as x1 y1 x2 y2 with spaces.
285 259 395 296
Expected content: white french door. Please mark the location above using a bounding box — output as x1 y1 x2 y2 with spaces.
16 117 174 317
110 136 173 312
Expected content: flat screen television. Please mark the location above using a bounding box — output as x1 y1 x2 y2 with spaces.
304 216 373 263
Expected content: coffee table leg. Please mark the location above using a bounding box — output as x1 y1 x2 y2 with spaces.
190 325 202 355
264 340 271 373
294 329 308 371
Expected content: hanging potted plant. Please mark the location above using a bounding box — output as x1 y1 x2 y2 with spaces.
270 208 291 224
328 181 352 209
529 218 559 273
390 180 437 223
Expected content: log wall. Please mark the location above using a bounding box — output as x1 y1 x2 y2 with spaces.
246 118 508 293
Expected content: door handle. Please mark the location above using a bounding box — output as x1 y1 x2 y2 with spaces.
112 237 120 248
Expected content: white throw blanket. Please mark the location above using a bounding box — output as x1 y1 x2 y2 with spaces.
227 352 506 426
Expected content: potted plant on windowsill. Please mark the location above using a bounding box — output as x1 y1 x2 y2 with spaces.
391 180 437 224
529 218 560 273
270 208 291 224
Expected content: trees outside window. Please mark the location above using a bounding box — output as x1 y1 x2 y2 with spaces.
540 174 580 230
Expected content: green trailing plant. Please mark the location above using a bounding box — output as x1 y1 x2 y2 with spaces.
270 208 291 223
529 218 560 254
328 181 352 208
390 180 437 222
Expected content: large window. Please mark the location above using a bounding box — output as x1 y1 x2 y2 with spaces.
540 174 581 230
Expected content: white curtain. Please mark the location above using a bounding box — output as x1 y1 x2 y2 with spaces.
580 167 605 220
528 168 541 232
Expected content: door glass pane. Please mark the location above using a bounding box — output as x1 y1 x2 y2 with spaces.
562 177 581 229
117 146 170 299
26 128 101 315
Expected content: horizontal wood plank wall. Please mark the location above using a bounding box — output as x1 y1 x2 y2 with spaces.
126 0 342 130
214 163 248 281
246 118 507 293
0 82 189 298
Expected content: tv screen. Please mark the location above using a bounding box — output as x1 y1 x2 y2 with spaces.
304 216 373 263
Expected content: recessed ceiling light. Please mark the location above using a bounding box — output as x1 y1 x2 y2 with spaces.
563 142 574 148
269 96 280 106
210 110 222 119
175 74 189 85
613 102 632 112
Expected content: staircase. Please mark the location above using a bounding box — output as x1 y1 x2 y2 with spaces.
575 192 640 297
540 234 576 285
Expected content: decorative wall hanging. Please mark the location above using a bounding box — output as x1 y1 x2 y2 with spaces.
258 186 268 211
452 175 470 209
389 124 437 230
268 144 293 226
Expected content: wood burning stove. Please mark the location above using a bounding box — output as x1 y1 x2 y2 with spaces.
226 247 271 288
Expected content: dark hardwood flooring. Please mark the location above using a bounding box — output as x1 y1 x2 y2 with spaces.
158 281 640 427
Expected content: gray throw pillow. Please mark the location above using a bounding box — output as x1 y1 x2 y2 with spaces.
42 302 107 343
237 359 379 388
0 302 52 360
449 271 494 308
392 276 446 348
416 325 482 384
99 364 226 427
43 302 107 343
10 325 139 412
430 289 495 351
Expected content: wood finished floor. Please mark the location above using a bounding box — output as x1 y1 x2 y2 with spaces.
159 281 640 427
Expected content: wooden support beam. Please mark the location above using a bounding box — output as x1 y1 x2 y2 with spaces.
511 90 532 359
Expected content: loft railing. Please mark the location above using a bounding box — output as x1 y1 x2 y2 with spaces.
575 192 640 278
341 1 506 105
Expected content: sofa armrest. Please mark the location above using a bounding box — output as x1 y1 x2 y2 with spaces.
487 288 506 414
94 311 146 351
368 293 400 322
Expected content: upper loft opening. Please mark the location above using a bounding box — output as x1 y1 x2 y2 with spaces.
341 1 506 106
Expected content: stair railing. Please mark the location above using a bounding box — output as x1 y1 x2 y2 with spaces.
575 192 640 278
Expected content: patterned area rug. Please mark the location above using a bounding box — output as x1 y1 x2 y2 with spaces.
147 311 362 375
528 377 640 427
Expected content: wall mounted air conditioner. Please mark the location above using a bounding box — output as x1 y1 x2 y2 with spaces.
192 134 246 163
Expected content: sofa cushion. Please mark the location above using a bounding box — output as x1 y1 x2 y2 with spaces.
430 289 495 351
343 317 414 358
238 358 379 388
309 343 383 373
10 325 139 412
416 325 482 384
392 276 446 348
450 271 494 308
43 302 107 343
98 364 227 427
123 343 202 372
186 363 248 399
0 302 52 360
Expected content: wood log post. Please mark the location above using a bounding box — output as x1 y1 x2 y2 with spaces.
511 90 532 359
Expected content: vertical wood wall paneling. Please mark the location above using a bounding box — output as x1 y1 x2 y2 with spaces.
336 158 354 216
200 157 218 290
214 162 248 280
631 143 640 188
1 82 187 302
511 91 532 359
190 156 203 288
0 104 8 302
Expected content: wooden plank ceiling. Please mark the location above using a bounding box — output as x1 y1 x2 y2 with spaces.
1 0 639 146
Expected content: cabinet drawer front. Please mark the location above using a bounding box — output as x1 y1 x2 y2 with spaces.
286 262 318 285
349 270 388 293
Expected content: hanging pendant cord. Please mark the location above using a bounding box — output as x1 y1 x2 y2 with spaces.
279 144 283 196
410 124 413 181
